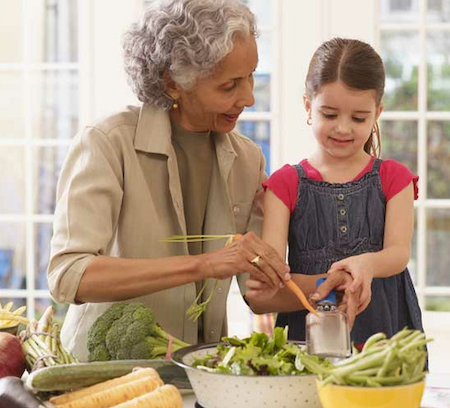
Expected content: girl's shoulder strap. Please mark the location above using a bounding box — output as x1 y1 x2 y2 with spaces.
372 157 383 173
293 163 307 179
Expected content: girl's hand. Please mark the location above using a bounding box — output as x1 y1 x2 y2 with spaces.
311 269 360 328
327 255 373 313
244 277 281 302
198 231 290 289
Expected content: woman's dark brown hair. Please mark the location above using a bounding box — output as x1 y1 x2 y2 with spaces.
305 38 385 157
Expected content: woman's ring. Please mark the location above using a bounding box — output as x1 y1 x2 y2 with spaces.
250 255 261 266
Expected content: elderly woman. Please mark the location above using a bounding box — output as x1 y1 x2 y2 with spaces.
48 0 357 361
48 0 289 361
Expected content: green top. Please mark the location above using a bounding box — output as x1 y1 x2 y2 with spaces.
171 119 214 341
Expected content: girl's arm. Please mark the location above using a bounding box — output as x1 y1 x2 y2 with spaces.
328 182 414 311
245 190 345 312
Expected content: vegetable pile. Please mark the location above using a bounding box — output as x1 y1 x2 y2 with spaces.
0 301 29 330
299 328 431 387
87 303 189 362
48 367 182 408
19 306 78 371
192 326 332 376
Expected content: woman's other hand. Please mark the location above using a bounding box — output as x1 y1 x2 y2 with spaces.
244 276 281 302
197 231 290 289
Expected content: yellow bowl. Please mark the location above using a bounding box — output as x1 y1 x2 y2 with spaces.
317 379 425 408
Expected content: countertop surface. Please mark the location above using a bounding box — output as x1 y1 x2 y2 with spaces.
182 373 450 408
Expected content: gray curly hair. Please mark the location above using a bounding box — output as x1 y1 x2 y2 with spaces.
123 0 257 109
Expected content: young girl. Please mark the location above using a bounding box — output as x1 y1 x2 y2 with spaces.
245 38 424 345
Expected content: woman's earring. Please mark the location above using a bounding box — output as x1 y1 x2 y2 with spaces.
307 117 312 126
172 100 179 109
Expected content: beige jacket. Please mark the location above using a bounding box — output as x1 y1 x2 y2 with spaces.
48 104 267 361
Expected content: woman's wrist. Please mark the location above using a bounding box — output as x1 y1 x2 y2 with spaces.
193 253 212 280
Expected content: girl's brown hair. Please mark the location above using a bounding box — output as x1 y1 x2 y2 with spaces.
305 38 385 157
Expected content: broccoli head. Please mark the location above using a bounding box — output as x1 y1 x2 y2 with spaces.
87 302 189 362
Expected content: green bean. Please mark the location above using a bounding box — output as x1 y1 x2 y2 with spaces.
303 329 431 387
362 332 386 352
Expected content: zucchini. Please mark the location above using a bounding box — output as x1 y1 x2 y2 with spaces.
26 360 191 392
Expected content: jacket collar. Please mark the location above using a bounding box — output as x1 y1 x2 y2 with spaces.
134 104 237 159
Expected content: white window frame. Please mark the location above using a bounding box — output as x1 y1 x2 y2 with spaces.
375 0 450 309
0 0 93 318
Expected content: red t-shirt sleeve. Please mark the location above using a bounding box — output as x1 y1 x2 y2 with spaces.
379 159 419 201
262 164 299 213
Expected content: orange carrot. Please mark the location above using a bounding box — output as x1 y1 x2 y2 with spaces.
231 234 319 317
285 279 319 317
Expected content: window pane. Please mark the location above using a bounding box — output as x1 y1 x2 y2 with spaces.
427 209 450 286
35 298 69 325
427 32 450 111
0 146 26 213
30 0 79 63
380 32 419 111
31 70 79 139
33 146 69 214
380 0 420 24
427 121 450 199
252 32 271 112
237 121 270 174
243 0 272 26
0 72 25 139
427 0 450 23
35 223 53 290
425 296 450 312
0 0 23 62
0 222 26 290
380 120 418 174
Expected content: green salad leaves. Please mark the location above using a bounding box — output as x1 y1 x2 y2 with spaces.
192 327 331 376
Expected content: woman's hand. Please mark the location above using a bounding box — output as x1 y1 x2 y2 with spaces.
197 231 290 289
326 255 373 314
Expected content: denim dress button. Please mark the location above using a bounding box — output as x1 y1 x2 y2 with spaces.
337 194 345 201
340 208 346 216
340 225 348 233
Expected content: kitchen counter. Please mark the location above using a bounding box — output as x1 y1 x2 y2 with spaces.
182 392 196 408
182 373 450 408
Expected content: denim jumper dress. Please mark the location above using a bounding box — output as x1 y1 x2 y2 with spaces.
276 159 424 345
